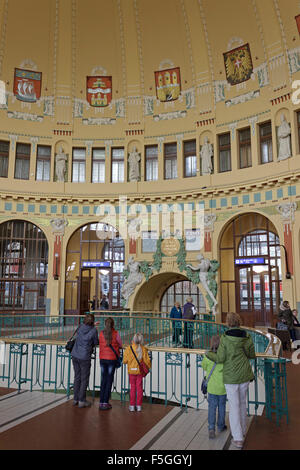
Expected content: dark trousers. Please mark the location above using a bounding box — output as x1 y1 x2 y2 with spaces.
72 357 91 402
172 326 182 344
183 322 194 348
100 359 116 404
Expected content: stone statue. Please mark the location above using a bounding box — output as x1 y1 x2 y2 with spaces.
200 137 213 175
277 114 291 161
55 146 68 182
186 254 218 313
128 146 141 182
50 218 68 234
127 217 142 241
121 256 143 307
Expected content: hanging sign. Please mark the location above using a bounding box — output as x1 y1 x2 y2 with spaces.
235 257 265 265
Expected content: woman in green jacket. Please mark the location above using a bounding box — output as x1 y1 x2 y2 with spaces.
206 312 256 449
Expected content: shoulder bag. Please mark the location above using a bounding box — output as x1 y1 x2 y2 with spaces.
65 327 79 352
109 344 122 368
201 362 217 397
130 346 150 378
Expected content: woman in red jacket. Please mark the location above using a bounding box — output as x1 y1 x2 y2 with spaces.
99 317 122 410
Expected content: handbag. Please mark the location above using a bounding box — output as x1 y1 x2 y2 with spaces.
65 327 79 352
201 362 217 396
130 346 150 378
109 344 122 368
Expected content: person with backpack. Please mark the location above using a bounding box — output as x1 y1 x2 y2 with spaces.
202 335 227 439
205 312 256 449
182 297 196 348
123 333 151 412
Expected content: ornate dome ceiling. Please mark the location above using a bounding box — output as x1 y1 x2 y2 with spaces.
0 0 299 125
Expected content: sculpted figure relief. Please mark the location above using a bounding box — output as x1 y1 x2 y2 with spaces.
277 114 291 161
200 137 213 175
50 218 68 234
128 146 141 182
186 254 218 314
55 146 68 182
121 256 143 307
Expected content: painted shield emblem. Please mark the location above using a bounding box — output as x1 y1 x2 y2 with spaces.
223 43 253 86
87 76 112 107
14 68 42 102
155 67 181 102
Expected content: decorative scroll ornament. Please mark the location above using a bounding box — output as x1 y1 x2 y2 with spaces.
276 202 297 224
50 218 68 235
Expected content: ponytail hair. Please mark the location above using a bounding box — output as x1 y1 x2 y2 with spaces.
103 317 114 345
132 333 144 361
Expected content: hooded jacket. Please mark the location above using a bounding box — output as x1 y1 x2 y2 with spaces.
206 328 256 384
71 324 99 361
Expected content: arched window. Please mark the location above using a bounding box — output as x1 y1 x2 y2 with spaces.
65 222 125 314
160 280 206 314
0 220 48 314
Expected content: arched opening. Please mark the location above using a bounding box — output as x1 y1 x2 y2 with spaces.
160 280 206 314
65 222 125 314
0 220 48 315
219 212 282 327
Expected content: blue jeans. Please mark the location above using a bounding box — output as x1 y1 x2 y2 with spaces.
208 393 227 431
100 359 116 404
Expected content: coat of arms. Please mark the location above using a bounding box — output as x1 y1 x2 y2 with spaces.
86 76 112 107
13 68 42 102
154 67 181 102
223 44 253 86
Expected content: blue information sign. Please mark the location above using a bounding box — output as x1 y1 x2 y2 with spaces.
82 261 111 268
235 257 265 265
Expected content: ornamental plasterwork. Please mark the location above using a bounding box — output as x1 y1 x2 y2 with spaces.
254 63 269 88
288 47 300 75
214 80 226 103
276 202 297 224
82 117 116 125
19 59 38 71
203 214 216 232
7 111 43 122
50 218 68 235
115 99 125 118
144 96 154 116
225 90 260 108
153 110 187 121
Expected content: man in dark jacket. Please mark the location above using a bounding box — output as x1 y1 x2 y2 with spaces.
71 313 99 408
182 297 196 348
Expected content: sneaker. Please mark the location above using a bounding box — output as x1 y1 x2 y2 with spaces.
129 405 135 412
209 430 215 439
136 406 142 412
99 403 112 410
73 400 78 406
232 440 243 449
218 425 227 433
78 400 92 408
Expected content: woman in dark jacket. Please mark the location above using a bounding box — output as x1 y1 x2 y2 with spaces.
278 300 296 341
71 313 99 408
170 302 182 346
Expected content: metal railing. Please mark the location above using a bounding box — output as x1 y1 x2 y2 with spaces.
0 314 287 424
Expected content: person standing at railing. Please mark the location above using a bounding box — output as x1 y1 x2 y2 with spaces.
99 317 122 410
278 301 296 342
123 333 151 412
205 312 256 449
202 335 227 440
170 302 182 347
71 313 99 408
182 297 196 348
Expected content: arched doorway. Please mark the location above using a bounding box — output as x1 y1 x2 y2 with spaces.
65 222 125 314
0 220 48 314
220 212 282 327
160 280 206 314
